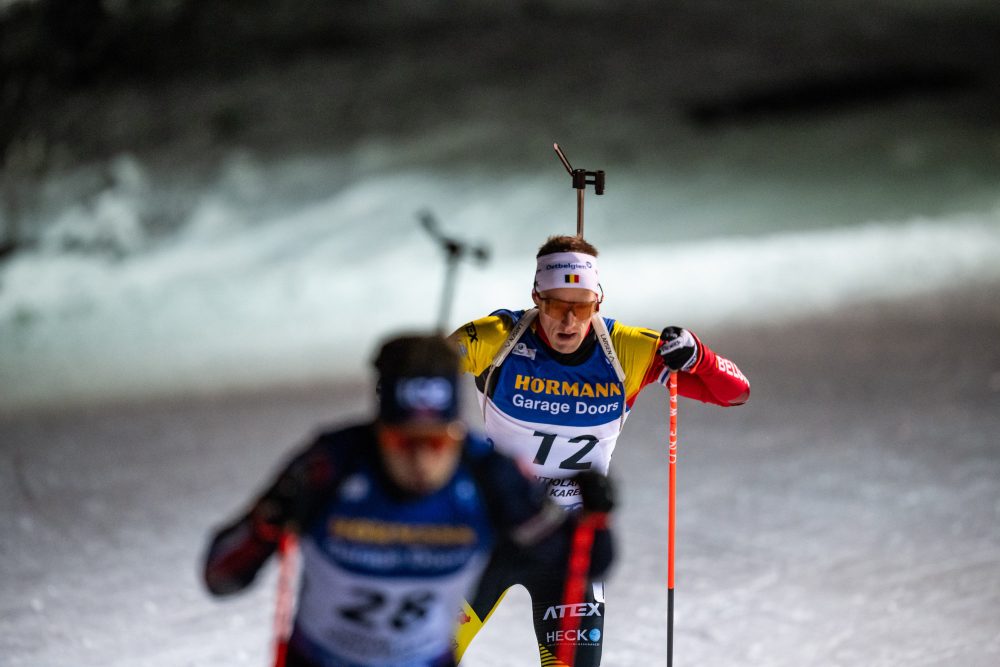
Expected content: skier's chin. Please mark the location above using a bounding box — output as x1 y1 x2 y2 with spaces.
551 332 582 352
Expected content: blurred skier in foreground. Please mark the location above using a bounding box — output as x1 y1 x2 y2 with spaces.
202 333 615 667
451 235 750 666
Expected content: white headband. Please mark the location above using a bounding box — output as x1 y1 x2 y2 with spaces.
534 252 600 294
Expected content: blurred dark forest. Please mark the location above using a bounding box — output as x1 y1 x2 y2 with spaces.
2 0 1000 260
2 0 484 258
7 1 542 170
1 0 431 168
5 1 1000 163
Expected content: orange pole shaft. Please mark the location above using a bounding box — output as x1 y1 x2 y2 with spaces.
668 371 678 666
668 371 678 587
556 513 603 666
272 532 299 667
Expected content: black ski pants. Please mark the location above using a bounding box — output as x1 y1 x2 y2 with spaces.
470 541 606 667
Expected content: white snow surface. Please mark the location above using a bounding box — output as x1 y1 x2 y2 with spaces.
3 292 1000 666
2 152 999 413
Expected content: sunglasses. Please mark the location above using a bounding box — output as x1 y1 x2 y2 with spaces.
537 296 600 320
380 428 459 452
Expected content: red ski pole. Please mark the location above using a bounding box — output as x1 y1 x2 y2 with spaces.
667 371 678 667
556 512 606 666
272 531 299 667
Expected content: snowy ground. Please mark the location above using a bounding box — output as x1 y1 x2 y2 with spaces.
2 284 999 666
2 1 1000 665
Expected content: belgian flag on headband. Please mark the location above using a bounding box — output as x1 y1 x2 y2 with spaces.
564 274 581 284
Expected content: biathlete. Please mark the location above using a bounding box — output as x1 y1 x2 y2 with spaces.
202 333 616 667
450 235 750 666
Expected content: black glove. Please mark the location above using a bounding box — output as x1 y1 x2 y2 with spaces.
658 326 699 372
252 448 333 537
575 470 615 514
251 475 303 541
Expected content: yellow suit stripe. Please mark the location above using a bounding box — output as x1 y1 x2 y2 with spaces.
453 590 509 662
450 314 514 376
607 322 662 402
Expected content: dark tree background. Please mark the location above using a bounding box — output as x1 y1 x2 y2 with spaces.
2 0 999 258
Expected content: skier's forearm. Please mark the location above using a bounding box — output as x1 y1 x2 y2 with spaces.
203 513 278 596
680 343 750 406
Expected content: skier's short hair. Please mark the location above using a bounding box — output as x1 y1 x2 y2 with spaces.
536 235 599 258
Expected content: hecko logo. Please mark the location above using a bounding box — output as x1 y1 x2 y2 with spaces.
395 377 453 411
545 628 603 644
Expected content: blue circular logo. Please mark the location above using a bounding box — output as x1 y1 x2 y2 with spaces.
588 629 602 642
